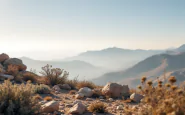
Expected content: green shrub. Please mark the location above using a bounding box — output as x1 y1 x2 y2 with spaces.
0 80 40 115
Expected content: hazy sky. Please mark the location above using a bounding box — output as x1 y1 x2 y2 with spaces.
0 0 185 60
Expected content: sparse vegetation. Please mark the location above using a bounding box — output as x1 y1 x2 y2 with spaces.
33 84 51 94
88 102 107 113
135 76 185 114
40 64 69 86
76 80 96 90
0 80 40 115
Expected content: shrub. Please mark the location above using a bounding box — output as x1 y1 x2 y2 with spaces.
44 96 53 101
22 72 38 83
66 76 79 89
34 84 51 94
136 76 185 114
0 80 40 115
88 102 107 113
40 64 69 86
92 89 103 98
76 80 96 90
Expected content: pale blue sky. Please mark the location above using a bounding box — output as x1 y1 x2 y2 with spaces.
0 0 185 59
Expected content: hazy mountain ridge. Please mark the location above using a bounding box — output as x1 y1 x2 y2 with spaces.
64 47 164 70
92 50 185 87
20 57 108 80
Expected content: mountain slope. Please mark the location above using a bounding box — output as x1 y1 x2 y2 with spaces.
20 57 108 80
64 47 163 70
92 52 185 86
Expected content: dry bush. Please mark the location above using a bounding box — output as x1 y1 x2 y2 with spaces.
88 102 107 113
44 96 53 101
136 76 185 114
0 80 40 115
22 72 38 83
92 89 103 98
40 64 69 86
76 80 96 90
33 84 51 94
66 76 79 89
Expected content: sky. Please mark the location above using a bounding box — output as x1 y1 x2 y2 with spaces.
0 0 185 60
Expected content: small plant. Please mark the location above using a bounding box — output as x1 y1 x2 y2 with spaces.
76 80 96 90
0 80 40 115
34 84 51 94
40 64 69 86
92 89 103 98
33 94 42 101
44 96 53 101
88 102 107 113
66 76 79 89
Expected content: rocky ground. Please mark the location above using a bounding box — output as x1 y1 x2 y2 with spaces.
39 84 145 115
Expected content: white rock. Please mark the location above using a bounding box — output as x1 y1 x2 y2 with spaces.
41 101 60 113
78 87 93 97
69 103 86 114
75 93 84 99
117 105 124 110
0 74 14 80
109 98 114 102
52 85 61 92
130 93 144 103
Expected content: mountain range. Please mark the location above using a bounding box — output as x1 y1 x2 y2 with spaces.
92 44 185 87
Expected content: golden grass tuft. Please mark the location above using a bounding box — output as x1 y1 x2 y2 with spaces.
76 80 96 90
88 102 107 113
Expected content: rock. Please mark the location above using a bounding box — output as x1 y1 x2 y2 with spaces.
52 85 61 92
86 98 94 101
68 103 86 114
3 58 27 71
109 98 114 102
0 64 5 73
0 73 14 80
78 87 93 97
100 99 105 101
130 93 144 103
117 105 124 110
41 101 60 113
102 82 129 98
0 53 9 63
73 100 82 105
99 96 104 99
75 93 84 99
60 84 71 90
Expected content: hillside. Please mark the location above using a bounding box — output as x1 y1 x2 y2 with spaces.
20 57 108 80
92 52 185 87
64 47 163 70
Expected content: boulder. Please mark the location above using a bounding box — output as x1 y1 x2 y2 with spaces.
3 58 27 71
102 82 129 98
117 105 124 110
75 93 84 99
52 85 61 92
130 93 144 103
78 87 93 97
0 53 9 63
60 84 71 90
0 73 14 80
41 101 60 113
68 102 86 114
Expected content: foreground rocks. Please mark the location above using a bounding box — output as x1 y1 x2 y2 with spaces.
0 73 14 80
102 82 130 98
68 102 86 114
41 101 60 113
3 58 27 71
78 87 93 97
0 53 9 63
130 93 144 103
